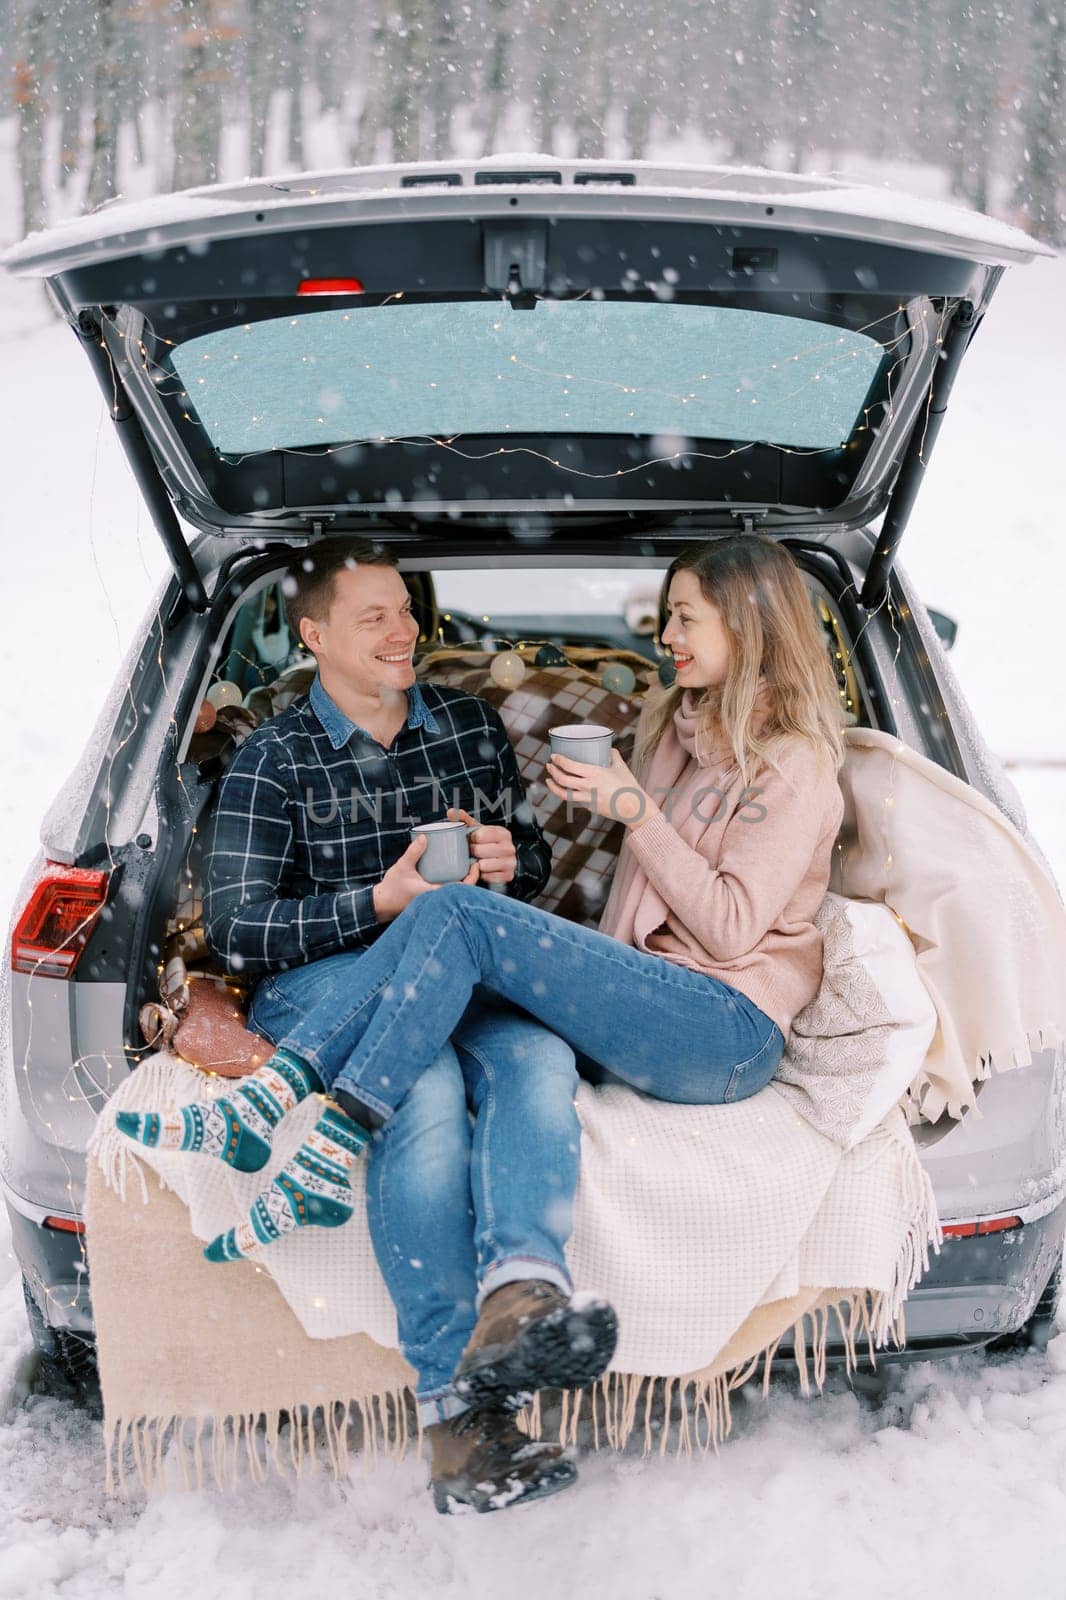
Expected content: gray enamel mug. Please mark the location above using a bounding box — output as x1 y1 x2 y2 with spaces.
548 722 615 767
413 819 479 884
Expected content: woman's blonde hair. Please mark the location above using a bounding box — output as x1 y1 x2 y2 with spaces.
631 536 847 789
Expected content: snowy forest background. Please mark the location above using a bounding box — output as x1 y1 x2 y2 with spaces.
0 0 1063 244
2 4 1066 1591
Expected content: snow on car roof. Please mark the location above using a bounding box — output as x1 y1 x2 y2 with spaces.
1 156 1054 278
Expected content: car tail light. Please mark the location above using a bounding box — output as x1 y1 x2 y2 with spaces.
11 863 108 977
296 278 365 295
43 1215 86 1234
943 1215 1022 1238
976 1215 1023 1234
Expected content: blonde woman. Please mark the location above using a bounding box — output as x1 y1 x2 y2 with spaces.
120 535 846 1389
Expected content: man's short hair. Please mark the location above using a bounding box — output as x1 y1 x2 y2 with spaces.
283 537 399 646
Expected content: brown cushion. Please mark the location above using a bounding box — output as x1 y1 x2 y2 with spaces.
172 977 274 1078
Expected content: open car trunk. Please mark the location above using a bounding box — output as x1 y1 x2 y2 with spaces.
2 159 1052 612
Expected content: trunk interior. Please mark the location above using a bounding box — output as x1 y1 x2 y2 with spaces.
121 536 900 1064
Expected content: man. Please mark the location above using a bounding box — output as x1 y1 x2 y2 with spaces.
119 538 616 1515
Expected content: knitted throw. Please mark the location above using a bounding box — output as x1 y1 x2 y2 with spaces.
830 727 1066 1121
87 893 943 1492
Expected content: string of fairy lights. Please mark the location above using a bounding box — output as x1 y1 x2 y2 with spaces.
16 588 909 1329
16 537 212 1321
14 289 936 1331
110 297 935 483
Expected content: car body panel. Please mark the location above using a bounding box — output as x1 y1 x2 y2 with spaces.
4 543 1064 1358
1 163 1061 1363
3 159 1051 278
1 160 1049 554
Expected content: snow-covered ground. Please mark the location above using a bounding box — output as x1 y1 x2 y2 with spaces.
1 156 1065 1596
4 1338 1066 1599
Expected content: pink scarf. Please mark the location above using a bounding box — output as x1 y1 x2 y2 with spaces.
600 677 773 953
673 676 772 767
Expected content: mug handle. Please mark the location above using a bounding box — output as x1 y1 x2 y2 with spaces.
445 806 484 839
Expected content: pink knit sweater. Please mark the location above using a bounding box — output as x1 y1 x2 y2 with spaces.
598 686 845 1041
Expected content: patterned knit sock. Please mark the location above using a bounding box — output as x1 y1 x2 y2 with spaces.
203 1104 369 1263
114 1048 323 1174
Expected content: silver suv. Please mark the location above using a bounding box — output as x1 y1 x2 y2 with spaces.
1 158 1061 1399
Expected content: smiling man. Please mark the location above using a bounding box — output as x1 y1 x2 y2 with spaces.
182 538 615 1513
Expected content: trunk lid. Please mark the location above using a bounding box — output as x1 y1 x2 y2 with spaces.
3 159 1051 590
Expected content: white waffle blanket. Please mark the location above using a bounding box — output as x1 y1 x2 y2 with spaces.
89 890 942 1379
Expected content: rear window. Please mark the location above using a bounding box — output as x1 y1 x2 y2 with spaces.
432 567 657 616
168 300 885 458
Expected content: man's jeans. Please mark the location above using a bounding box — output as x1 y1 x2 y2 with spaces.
275 883 786 1122
250 958 580 1425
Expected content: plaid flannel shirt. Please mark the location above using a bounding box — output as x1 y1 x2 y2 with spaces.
202 675 552 978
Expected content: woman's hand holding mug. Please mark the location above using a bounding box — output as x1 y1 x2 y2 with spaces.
544 747 654 828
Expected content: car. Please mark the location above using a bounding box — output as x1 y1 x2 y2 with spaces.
1 156 1061 1404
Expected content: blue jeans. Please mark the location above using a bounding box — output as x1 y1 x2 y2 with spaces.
249 958 580 1424
276 883 786 1122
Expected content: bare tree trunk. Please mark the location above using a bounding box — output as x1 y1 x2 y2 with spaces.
911 0 943 155
314 5 352 119
136 0 172 192
532 0 568 154
171 0 226 190
673 0 709 145
573 10 610 158
387 0 424 161
352 7 389 164
727 0 775 166
945 0 997 209
131 104 146 168
481 0 512 155
246 0 280 177
12 0 49 236
780 0 830 173
286 0 308 165
86 0 121 211
624 56 655 160
1014 0 1064 241
965 5 997 210
288 82 305 167
56 58 83 193
424 3 459 157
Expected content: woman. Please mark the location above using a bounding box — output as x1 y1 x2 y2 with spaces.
120 536 846 1263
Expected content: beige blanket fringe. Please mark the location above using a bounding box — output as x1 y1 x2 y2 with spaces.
106 1392 414 1496
91 1136 938 1494
101 1285 906 1493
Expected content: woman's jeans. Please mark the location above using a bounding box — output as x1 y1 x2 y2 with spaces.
277 883 786 1127
249 957 580 1424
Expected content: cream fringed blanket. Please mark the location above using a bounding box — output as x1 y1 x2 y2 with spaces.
87 1084 934 1491
85 728 1066 1491
831 727 1066 1120
87 888 943 1492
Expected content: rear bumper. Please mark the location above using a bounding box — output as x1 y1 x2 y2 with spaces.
771 1196 1066 1368
6 1201 93 1335
901 1205 1063 1347
7 1189 1064 1358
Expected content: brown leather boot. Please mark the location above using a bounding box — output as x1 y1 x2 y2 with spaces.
452 1280 618 1412
427 1408 577 1515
